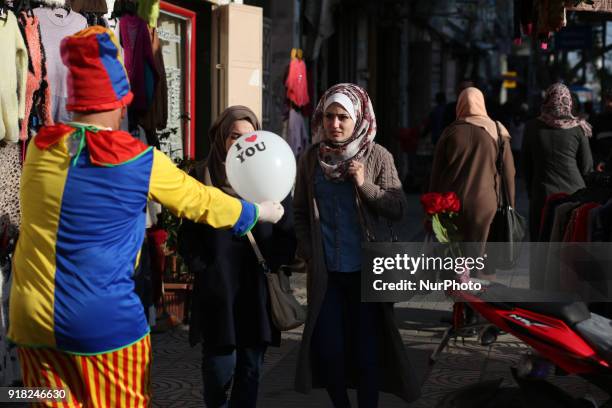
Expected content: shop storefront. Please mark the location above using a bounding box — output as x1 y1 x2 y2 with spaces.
155 1 196 160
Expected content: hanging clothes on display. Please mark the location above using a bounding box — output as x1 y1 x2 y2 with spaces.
70 0 108 26
110 0 137 23
137 26 167 148
18 12 54 141
137 0 159 27
536 175 612 318
513 0 534 44
285 48 309 108
535 0 566 46
286 108 308 157
119 13 158 113
511 0 569 48
0 10 28 144
0 7 28 388
33 6 87 123
108 6 130 132
70 0 107 14
539 187 612 243
284 48 310 157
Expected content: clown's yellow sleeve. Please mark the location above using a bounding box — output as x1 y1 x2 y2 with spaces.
148 149 258 235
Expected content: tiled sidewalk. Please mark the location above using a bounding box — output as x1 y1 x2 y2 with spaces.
151 304 609 407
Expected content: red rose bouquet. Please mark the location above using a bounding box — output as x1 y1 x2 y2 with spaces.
421 192 471 283
420 192 461 243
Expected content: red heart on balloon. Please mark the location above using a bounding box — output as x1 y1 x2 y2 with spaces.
245 134 257 142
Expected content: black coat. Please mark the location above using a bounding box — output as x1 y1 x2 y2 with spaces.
180 196 296 349
522 119 593 239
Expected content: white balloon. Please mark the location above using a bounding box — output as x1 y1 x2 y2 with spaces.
225 130 297 202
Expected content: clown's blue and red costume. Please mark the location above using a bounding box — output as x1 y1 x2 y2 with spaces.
9 124 257 354
9 123 257 406
8 26 258 407
9 123 257 354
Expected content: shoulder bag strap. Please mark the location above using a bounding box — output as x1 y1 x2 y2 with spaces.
495 121 511 208
245 231 271 274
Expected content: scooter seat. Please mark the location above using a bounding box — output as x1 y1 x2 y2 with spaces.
479 284 591 326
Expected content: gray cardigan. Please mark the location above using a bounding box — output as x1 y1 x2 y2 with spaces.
294 143 405 260
292 143 421 402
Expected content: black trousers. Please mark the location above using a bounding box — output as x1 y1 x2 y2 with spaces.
311 272 380 408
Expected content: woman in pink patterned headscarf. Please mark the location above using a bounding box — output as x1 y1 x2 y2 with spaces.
293 83 420 405
523 82 593 241
311 83 378 181
538 82 592 137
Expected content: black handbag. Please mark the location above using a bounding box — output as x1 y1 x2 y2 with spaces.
487 122 527 270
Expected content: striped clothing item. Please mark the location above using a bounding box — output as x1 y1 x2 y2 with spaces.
18 335 151 407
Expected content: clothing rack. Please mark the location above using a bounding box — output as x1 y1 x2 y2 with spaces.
538 175 612 244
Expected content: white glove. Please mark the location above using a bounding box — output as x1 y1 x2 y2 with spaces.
256 201 284 224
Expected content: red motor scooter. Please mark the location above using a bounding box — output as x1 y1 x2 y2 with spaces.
430 283 612 406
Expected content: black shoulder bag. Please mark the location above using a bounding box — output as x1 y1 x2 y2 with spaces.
486 122 527 270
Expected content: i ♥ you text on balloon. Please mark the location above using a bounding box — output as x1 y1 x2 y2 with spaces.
225 130 297 202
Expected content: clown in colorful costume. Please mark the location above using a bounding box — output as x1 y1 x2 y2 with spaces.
9 122 257 353
8 26 283 407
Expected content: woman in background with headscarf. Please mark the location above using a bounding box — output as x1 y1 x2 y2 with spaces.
179 106 295 408
522 83 593 240
293 83 420 407
429 87 516 274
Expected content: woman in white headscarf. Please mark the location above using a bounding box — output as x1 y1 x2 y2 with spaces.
293 83 420 407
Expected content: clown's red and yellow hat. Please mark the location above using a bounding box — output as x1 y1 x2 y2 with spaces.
60 26 133 112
